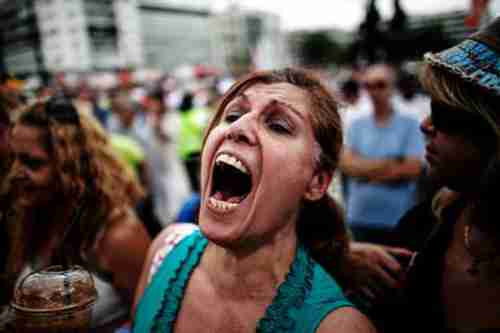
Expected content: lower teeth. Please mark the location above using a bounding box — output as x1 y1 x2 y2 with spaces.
213 191 244 204
209 197 238 211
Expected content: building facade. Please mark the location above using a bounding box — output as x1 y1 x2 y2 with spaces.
138 0 215 71
0 0 288 79
0 0 218 76
0 0 44 77
212 6 290 73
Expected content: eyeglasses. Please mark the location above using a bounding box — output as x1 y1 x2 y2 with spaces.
45 95 81 125
363 80 389 91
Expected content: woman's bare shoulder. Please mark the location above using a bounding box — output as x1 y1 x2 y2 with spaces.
317 307 378 333
147 223 199 280
131 223 199 317
97 208 149 255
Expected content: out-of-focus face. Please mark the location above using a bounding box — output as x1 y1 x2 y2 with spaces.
10 124 56 209
420 101 491 192
363 65 394 107
113 100 135 128
199 82 328 248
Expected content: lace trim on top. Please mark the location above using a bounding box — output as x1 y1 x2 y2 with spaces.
152 231 208 333
153 233 314 333
256 245 314 332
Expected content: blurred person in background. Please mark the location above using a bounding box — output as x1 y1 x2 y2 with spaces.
107 92 152 197
108 92 150 149
393 68 431 122
177 92 201 192
106 92 161 236
339 78 367 129
331 76 367 207
175 87 220 223
73 80 110 127
340 64 425 245
143 88 191 228
0 97 151 331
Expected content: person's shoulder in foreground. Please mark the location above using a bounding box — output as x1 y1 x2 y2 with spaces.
131 223 199 315
317 307 377 333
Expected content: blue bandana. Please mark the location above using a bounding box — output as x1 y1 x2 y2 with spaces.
424 38 500 96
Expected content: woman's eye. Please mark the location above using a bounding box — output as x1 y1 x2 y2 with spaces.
268 120 291 134
224 111 241 123
21 156 44 170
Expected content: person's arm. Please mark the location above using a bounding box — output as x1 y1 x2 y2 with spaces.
339 119 391 180
317 307 378 333
339 148 393 179
131 223 198 318
370 118 425 183
344 242 414 301
367 157 423 183
97 209 151 303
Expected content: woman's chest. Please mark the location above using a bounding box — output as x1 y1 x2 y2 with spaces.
173 272 271 333
440 221 500 332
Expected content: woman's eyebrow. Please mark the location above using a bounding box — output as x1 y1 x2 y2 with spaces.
231 92 304 120
226 93 248 108
268 99 304 120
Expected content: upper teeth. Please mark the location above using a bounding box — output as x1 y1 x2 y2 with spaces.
216 153 249 174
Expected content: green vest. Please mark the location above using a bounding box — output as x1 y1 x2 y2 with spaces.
178 107 211 160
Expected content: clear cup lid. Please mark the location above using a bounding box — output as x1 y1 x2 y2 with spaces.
11 265 97 313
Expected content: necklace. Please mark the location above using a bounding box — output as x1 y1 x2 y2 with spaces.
463 223 500 275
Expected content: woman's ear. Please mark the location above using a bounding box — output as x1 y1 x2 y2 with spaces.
304 170 332 201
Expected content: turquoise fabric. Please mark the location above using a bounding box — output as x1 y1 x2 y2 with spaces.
133 230 352 333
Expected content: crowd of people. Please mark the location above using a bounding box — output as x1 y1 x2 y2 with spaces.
0 15 500 333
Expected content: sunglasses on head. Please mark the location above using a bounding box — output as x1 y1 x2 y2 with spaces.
45 95 80 125
363 80 388 91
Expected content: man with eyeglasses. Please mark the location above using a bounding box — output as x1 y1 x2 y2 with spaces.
339 64 425 245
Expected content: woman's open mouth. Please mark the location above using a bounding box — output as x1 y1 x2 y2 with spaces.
208 153 252 214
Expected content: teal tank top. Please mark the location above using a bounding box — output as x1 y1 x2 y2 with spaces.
133 231 352 333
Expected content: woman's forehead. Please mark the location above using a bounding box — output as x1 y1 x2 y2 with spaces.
228 83 311 112
12 123 45 140
11 124 49 154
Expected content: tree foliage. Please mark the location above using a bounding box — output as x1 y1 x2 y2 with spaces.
295 31 346 67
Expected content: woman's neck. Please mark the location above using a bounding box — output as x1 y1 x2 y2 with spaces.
201 225 298 301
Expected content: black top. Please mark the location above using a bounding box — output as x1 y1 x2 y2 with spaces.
354 197 466 333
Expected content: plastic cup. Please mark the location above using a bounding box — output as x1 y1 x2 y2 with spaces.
10 265 97 333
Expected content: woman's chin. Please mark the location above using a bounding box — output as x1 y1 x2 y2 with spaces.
16 194 51 211
199 220 244 249
16 197 34 209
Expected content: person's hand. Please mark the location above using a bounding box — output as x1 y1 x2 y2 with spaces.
345 242 414 301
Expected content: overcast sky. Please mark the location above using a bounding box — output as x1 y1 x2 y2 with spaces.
213 0 472 31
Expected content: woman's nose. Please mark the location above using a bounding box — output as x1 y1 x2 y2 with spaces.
420 116 436 137
226 114 257 146
225 115 257 146
11 159 27 180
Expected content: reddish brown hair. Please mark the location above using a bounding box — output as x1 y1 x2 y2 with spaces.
203 68 349 280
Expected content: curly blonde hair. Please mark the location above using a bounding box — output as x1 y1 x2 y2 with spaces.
3 97 144 275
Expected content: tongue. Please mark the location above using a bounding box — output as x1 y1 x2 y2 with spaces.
213 191 244 204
